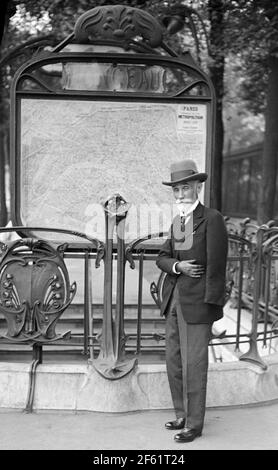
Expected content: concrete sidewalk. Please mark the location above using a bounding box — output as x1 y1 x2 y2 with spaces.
0 400 278 450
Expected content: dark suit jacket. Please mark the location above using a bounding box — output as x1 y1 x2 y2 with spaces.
156 203 228 323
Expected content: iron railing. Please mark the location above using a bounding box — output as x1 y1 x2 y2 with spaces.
0 226 104 356
0 219 278 375
125 219 278 370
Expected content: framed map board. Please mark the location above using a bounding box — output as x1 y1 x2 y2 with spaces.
19 98 209 241
11 52 215 242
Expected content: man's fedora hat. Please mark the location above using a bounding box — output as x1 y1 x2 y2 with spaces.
162 159 208 186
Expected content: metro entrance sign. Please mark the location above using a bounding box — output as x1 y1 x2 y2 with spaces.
10 4 215 243
9 4 216 379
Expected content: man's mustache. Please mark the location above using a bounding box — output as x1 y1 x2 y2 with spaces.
176 199 194 204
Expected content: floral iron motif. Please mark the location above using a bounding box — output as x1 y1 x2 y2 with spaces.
74 4 163 48
0 238 76 343
103 192 130 218
93 193 137 380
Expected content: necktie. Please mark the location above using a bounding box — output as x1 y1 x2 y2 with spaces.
181 216 186 232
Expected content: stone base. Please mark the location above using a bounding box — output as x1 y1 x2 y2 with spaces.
1 354 278 412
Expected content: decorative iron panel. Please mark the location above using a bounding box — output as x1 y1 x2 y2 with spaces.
0 238 76 343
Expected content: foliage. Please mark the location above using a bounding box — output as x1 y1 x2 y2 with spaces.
2 0 277 136
223 54 264 152
224 0 278 115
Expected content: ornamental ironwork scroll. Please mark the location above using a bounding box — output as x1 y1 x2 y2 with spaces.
93 193 137 380
8 3 216 384
240 223 278 370
0 238 76 344
11 4 214 240
74 5 163 47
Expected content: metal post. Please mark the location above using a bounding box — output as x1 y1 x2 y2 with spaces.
136 252 144 355
239 226 268 370
263 254 271 347
93 194 137 379
235 243 244 351
83 250 89 356
96 198 115 362
24 343 42 413
114 212 126 361
84 250 94 358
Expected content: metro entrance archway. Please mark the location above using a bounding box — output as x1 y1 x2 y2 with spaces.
1 4 278 412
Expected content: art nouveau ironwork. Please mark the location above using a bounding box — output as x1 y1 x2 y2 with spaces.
240 223 278 369
6 4 277 384
73 4 163 47
0 226 104 408
10 5 215 243
93 193 137 379
0 238 76 343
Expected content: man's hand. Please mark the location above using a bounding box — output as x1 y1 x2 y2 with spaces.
176 259 205 278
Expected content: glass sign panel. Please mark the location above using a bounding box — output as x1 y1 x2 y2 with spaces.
20 60 209 97
62 62 208 95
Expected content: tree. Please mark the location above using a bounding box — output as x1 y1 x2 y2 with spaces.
223 55 264 152
226 0 278 223
207 0 225 210
257 2 278 224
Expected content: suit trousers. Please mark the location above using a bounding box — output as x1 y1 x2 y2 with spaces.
165 286 212 431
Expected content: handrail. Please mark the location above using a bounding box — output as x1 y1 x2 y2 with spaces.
0 226 105 268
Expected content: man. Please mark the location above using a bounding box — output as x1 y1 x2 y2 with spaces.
156 159 228 443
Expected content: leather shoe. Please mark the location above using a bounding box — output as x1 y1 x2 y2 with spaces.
165 418 186 430
174 427 202 443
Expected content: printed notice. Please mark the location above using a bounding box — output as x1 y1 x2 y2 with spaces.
177 103 207 133
176 104 207 164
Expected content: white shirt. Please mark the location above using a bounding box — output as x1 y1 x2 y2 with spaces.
172 199 200 274
177 198 199 220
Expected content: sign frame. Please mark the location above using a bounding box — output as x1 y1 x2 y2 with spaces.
10 51 216 238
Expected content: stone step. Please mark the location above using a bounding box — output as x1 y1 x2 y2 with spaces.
0 304 161 324
0 323 165 340
0 326 165 341
214 299 278 359
0 303 165 340
65 303 161 318
59 316 164 328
